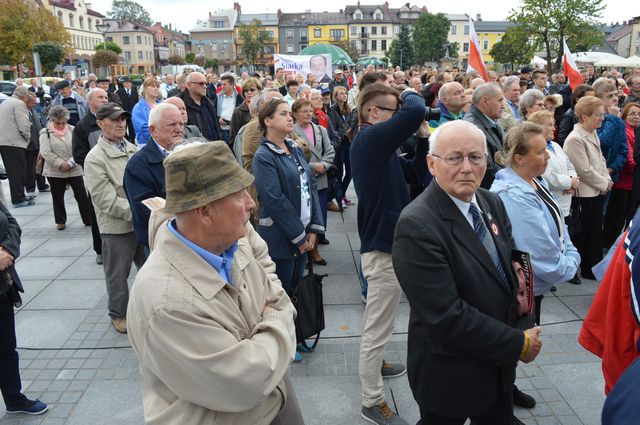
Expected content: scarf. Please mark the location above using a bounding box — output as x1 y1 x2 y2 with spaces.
48 121 68 138
314 109 329 129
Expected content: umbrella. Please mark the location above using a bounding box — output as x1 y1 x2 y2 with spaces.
357 57 385 67
299 43 354 66
531 56 547 67
594 55 640 68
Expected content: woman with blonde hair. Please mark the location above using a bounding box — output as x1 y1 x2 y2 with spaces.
563 96 613 279
132 78 161 146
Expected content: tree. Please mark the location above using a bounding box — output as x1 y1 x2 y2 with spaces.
107 0 152 25
168 54 185 65
0 0 72 71
95 41 122 55
204 58 218 70
448 42 460 60
388 25 415 68
413 13 450 64
185 52 195 64
92 49 119 69
508 0 605 72
32 43 65 75
489 26 537 68
194 56 205 67
238 19 273 68
336 41 360 62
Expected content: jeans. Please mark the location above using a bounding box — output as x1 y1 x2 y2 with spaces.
274 253 307 293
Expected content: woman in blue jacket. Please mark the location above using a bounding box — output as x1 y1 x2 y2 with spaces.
252 98 324 294
131 78 160 147
491 122 580 324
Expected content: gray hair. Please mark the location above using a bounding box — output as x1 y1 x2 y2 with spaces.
255 89 282 113
518 89 544 118
503 76 520 91
429 120 487 155
249 93 261 115
471 82 501 105
309 88 322 98
13 86 32 99
48 105 70 122
148 103 180 128
186 72 205 83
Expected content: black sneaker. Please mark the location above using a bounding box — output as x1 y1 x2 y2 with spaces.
513 385 536 408
361 401 409 425
381 360 406 379
569 274 582 285
6 398 48 415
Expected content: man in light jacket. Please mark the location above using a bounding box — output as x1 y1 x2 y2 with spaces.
127 141 303 425
84 103 146 334
0 87 36 207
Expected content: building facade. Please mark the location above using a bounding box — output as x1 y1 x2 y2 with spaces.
44 0 105 75
474 18 516 69
630 16 640 56
150 22 187 69
277 12 310 55
103 19 155 75
344 4 394 59
190 4 239 73
235 13 279 70
445 14 470 68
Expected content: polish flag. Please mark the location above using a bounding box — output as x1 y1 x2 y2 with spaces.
466 17 489 82
562 38 582 90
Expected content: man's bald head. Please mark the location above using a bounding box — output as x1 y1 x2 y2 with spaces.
164 96 188 123
87 88 108 112
438 82 466 114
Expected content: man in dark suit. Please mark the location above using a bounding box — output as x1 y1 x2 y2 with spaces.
392 120 542 425
463 82 506 189
124 103 184 253
117 76 138 143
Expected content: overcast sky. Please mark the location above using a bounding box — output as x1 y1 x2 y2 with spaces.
89 0 633 33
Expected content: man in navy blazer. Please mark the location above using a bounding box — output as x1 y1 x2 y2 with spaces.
124 103 184 251
392 120 542 425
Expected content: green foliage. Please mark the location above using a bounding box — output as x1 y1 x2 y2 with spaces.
337 41 360 62
204 58 218 70
92 49 119 69
413 14 450 64
32 43 65 75
388 25 415 68
489 26 537 67
107 0 152 26
95 41 122 55
238 19 273 67
448 42 460 59
508 0 605 72
0 0 72 69
168 54 185 65
185 52 196 64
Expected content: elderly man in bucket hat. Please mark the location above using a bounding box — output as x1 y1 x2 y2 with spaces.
84 103 146 334
126 141 303 425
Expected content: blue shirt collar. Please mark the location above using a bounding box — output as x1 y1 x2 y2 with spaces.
167 219 237 285
153 139 170 157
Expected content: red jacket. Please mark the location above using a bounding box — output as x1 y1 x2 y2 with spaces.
579 229 640 394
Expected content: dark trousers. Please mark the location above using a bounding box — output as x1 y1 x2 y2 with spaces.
88 194 102 255
274 254 307 293
574 196 604 276
337 142 352 197
0 146 27 204
603 188 638 249
0 293 27 407
418 385 513 425
318 188 328 232
25 149 47 193
534 295 544 326
269 371 305 425
49 176 92 225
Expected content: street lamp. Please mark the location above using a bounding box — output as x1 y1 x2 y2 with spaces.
95 22 111 74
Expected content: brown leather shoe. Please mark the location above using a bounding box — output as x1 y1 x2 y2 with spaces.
327 201 341 212
111 317 127 334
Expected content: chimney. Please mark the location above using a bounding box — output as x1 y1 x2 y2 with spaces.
169 23 172 30
209 11 211 17
383 1 389 11
476 13 482 21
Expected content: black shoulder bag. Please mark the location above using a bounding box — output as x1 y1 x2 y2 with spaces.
290 254 327 350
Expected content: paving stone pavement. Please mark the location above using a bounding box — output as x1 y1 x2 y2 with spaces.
0 186 606 425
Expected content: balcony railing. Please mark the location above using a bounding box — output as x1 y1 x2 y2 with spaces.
300 36 308 42
330 36 343 42
360 32 369 38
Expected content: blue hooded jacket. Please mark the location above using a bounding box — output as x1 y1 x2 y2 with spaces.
598 114 628 182
490 168 580 295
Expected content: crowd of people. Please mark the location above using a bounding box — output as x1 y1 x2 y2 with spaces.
0 60 639 424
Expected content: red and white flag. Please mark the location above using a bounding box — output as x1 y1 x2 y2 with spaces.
563 38 582 90
466 17 489 82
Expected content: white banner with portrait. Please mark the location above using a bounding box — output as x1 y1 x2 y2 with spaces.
273 54 332 84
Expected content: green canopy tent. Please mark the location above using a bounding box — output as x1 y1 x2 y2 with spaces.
299 43 354 67
357 57 385 67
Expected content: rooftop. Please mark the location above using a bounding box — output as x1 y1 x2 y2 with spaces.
279 12 348 26
236 13 278 26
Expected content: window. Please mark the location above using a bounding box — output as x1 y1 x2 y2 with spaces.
451 25 457 35
464 25 469 35
463 42 469 52
287 44 294 53
300 44 308 50
381 26 387 35
124 51 132 61
138 51 143 60
57 11 63 24
395 26 400 34
355 12 363 20
213 20 225 28
381 40 387 51
286 29 293 38
483 39 489 50
351 27 357 36
375 12 382 20
123 36 130 45
88 18 92 30
314 28 321 38
330 29 344 41
371 26 377 35
137 35 142 44
106 36 113 42
79 16 84 29
371 40 377 51
300 29 307 37
69 14 74 28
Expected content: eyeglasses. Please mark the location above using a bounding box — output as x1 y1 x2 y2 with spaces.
369 105 399 115
431 153 488 166
627 112 640 117
592 113 605 118
190 81 206 86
